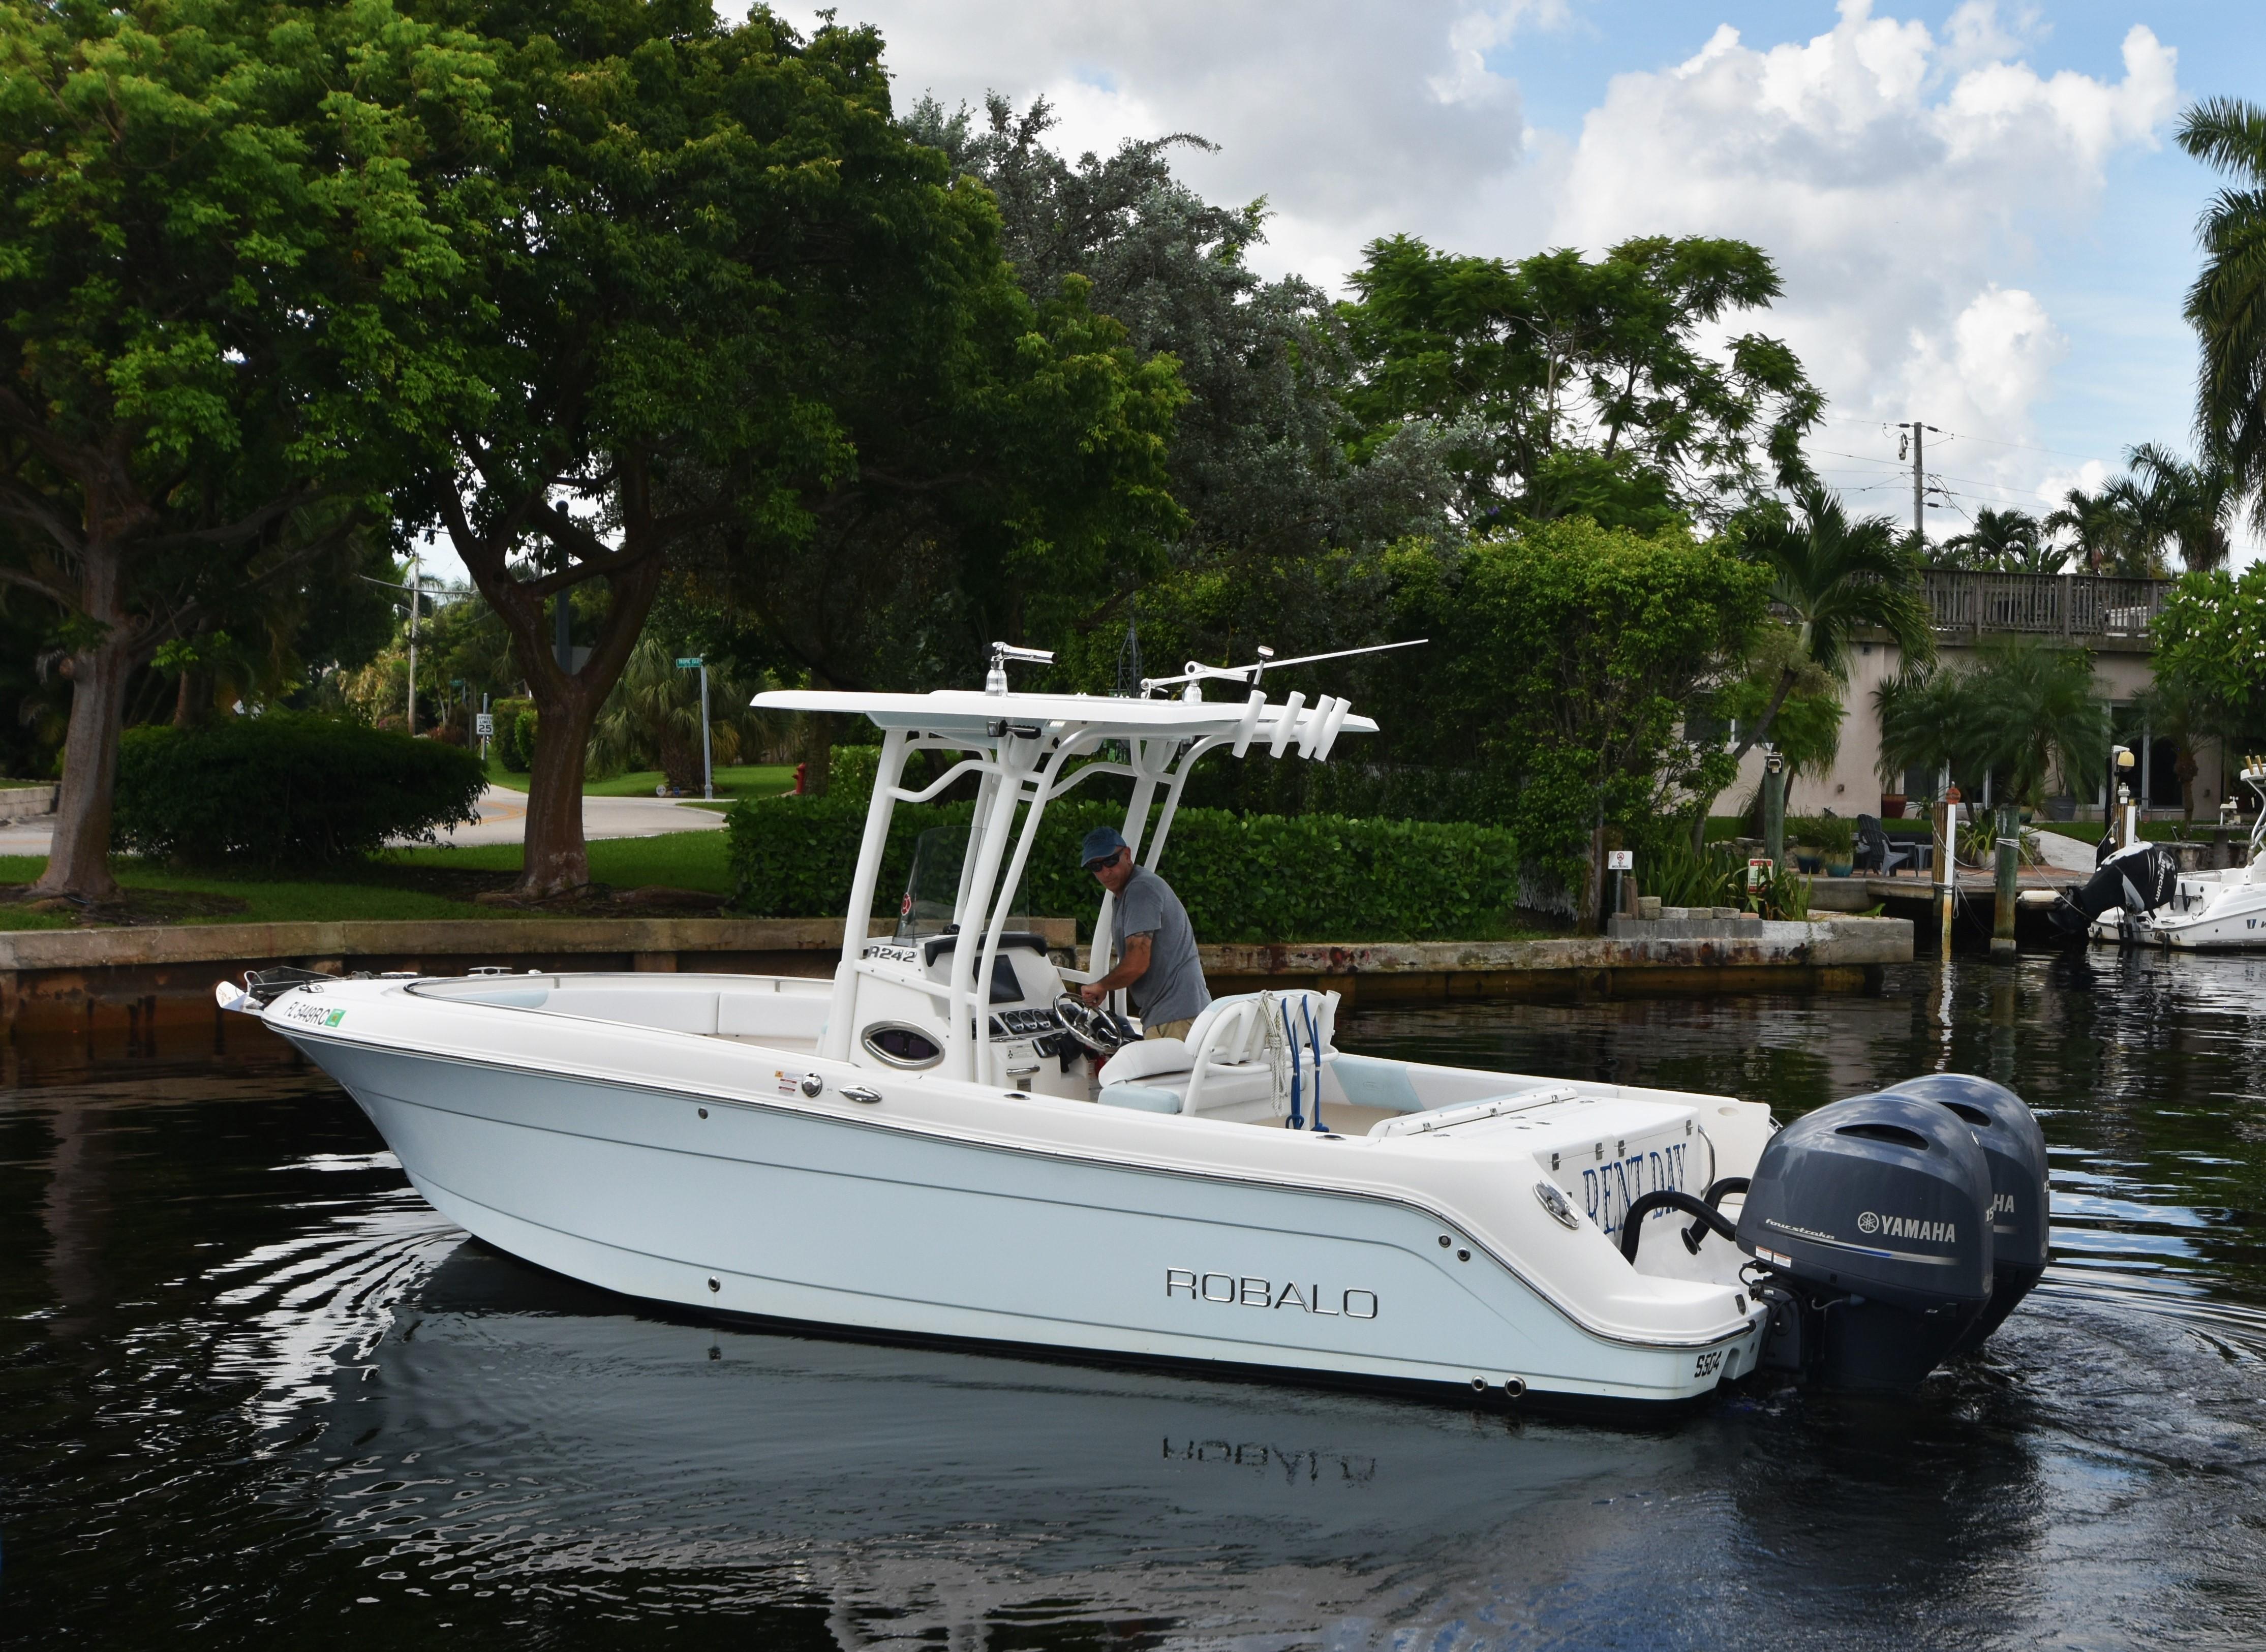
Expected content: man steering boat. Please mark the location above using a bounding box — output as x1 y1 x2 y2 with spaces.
1077 826 1211 1041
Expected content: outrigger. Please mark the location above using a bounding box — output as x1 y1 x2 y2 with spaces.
219 645 2046 1404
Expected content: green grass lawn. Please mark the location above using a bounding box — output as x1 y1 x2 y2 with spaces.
0 830 744 931
390 832 739 892
481 758 796 798
0 854 491 930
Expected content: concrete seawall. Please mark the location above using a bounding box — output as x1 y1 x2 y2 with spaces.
1 913 1911 1059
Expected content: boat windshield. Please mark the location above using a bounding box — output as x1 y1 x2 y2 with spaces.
895 827 1030 942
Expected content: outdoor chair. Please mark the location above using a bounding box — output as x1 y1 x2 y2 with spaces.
1854 814 1922 877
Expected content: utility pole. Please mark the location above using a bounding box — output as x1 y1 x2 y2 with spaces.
405 556 420 734
1896 421 1942 543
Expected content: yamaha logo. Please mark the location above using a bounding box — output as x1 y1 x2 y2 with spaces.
1857 1210 1957 1243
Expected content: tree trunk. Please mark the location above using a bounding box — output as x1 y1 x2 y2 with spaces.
801 711 835 799
173 666 212 728
33 626 136 903
521 672 601 895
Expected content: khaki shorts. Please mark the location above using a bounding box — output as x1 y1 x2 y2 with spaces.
1145 1018 1195 1043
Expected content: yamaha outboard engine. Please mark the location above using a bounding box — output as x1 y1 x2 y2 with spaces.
1737 1092 1996 1391
1883 1073 2050 1354
2049 840 2178 934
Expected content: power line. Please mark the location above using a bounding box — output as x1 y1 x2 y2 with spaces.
1815 413 2109 466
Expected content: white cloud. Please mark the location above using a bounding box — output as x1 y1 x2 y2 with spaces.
777 2 2182 538
1551 5 2178 532
786 1 1563 288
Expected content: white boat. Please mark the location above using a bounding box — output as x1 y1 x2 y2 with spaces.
220 646 2047 1406
2076 762 2266 950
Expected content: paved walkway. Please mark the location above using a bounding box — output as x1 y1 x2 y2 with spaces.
0 785 724 860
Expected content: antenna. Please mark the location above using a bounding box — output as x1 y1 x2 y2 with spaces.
985 642 1055 696
1141 638 1426 700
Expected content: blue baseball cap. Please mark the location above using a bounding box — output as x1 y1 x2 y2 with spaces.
1080 825 1127 869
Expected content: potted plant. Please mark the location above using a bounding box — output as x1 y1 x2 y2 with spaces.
1880 792 1906 819
1818 814 1856 877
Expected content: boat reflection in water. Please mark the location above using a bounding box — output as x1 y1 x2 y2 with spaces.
267 1229 2104 1646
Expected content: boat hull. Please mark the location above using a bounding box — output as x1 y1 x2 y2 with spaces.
288 1032 1764 1407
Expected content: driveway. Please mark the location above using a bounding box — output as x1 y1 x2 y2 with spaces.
428 786 727 847
0 784 725 860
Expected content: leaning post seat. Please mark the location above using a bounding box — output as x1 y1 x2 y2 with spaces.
1093 990 1340 1116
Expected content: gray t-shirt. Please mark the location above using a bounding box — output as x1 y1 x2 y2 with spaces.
1110 865 1210 1028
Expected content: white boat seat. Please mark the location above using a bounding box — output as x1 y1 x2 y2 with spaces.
1096 1083 1185 1113
1095 1037 1194 1085
1091 990 1342 1118
1325 1052 1426 1114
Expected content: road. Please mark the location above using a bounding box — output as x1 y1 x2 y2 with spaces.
0 785 724 859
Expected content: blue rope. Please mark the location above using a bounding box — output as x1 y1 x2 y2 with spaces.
1281 999 1303 1129
1302 998 1326 1131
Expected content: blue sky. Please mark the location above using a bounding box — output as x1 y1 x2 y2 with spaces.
772 0 2266 561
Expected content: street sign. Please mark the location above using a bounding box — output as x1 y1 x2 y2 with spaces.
474 713 495 738
675 657 702 668
1606 849 1633 871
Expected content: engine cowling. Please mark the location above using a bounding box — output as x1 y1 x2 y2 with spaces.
1737 1091 1996 1391
2050 841 2179 933
1883 1073 2049 1354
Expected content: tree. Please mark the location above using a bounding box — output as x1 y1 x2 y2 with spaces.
2178 97 2266 532
1941 507 2064 573
400 7 1172 887
1385 519 1769 923
2045 482 2158 576
1727 482 1934 766
2126 442 2239 572
901 95 1451 687
587 632 781 791
0 0 500 899
2153 564 2266 759
1876 641 2108 812
1342 234 1823 533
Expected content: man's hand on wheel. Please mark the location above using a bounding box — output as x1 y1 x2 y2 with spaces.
1078 981 1106 1005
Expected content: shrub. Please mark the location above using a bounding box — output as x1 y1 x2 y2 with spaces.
1787 814 1855 857
725 794 1524 942
492 696 537 772
116 713 486 865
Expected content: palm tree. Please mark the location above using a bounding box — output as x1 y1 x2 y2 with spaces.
588 635 784 791
2127 442 2239 571
2045 483 2157 576
1876 641 2108 813
2178 98 2266 531
1687 483 1933 846
1732 481 1935 764
1943 507 2063 573
1964 639 2111 810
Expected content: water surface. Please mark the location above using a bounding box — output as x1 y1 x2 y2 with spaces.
5 953 2265 1648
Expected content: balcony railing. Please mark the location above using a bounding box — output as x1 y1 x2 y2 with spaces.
1921 570 2173 643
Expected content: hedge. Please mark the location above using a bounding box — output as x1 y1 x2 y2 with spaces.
725 795 1524 942
116 713 486 865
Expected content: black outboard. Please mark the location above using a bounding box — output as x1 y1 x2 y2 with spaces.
1737 1091 1996 1391
1882 1074 2050 1353
2049 840 2178 935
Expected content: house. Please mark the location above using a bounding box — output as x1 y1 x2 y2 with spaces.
1729 570 2213 823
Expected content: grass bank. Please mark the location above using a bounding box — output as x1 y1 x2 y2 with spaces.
0 834 741 931
481 760 797 798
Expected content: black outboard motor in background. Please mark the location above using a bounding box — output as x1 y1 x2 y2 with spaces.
2049 840 2178 935
1883 1074 2051 1353
1737 1091 1996 1391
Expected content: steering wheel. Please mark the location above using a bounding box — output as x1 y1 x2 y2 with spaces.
1053 993 1132 1059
